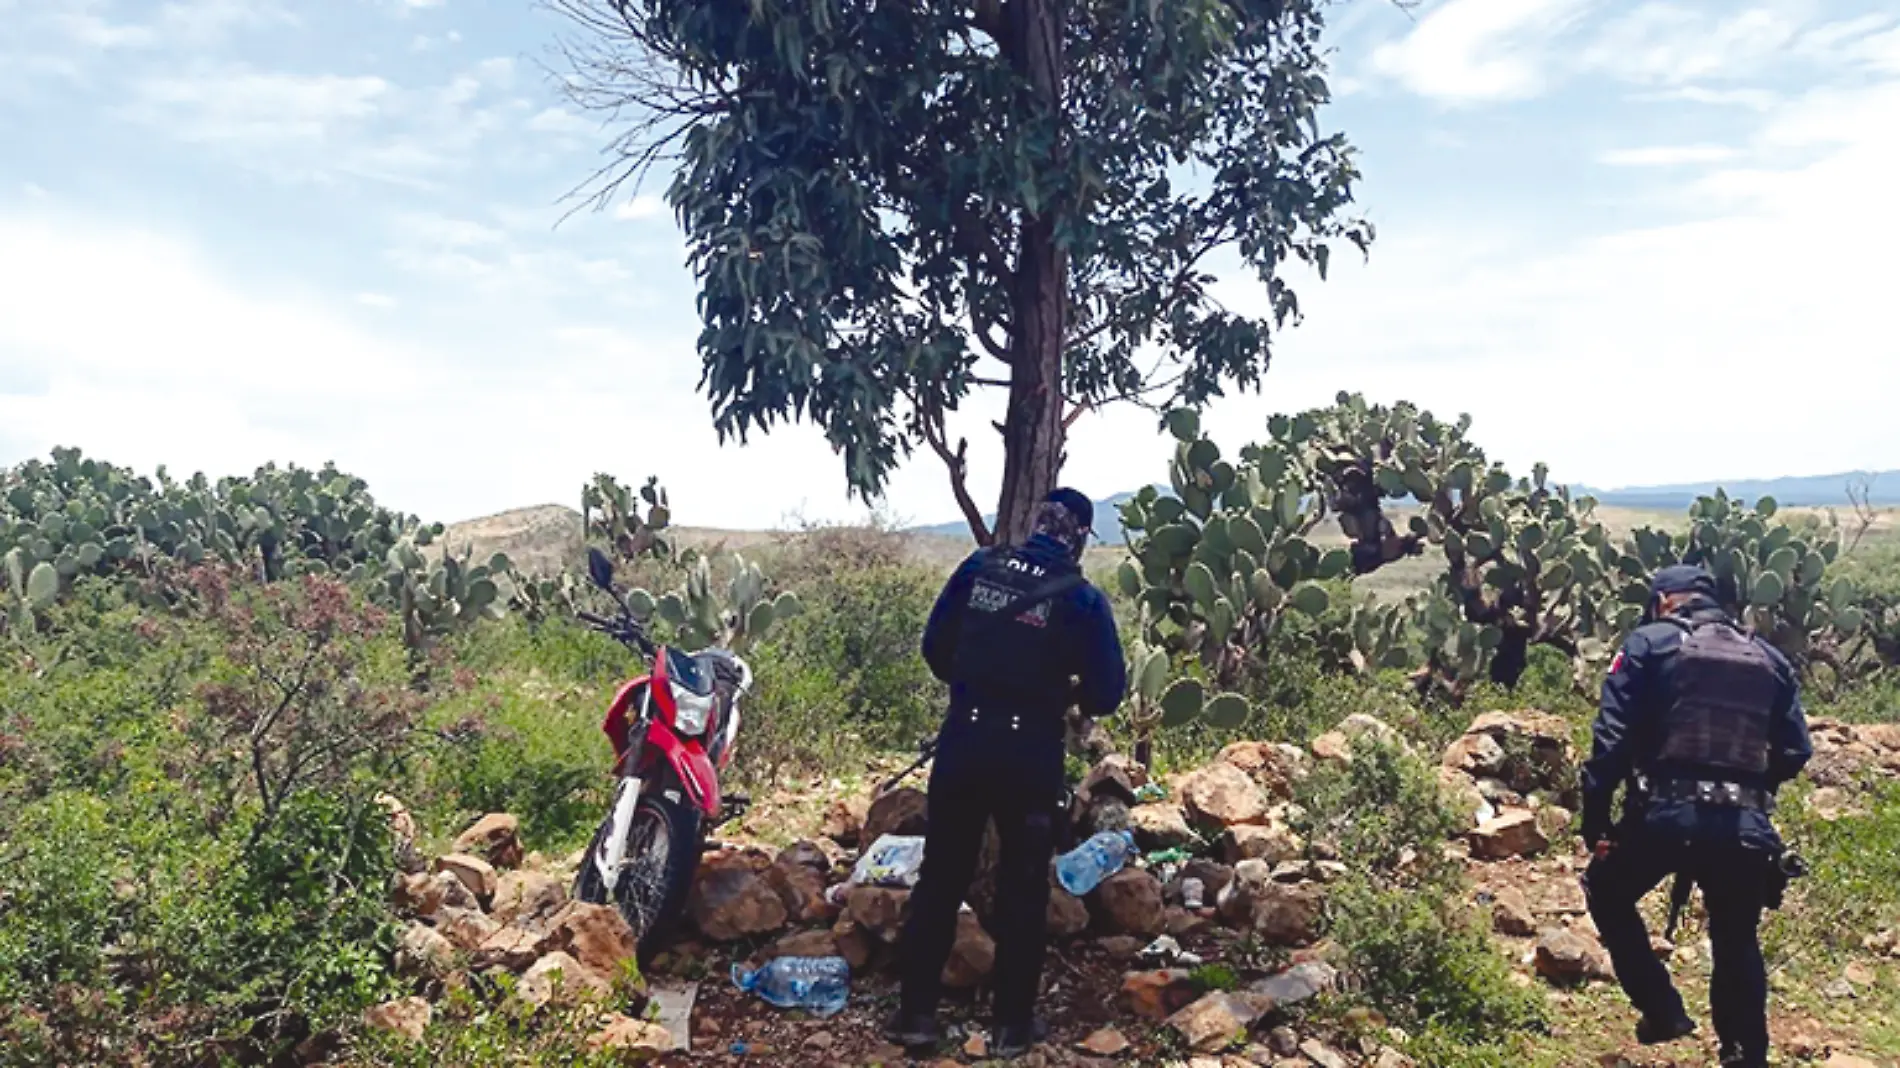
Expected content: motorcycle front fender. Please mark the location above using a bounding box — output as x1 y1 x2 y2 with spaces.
643 720 721 817
593 774 644 895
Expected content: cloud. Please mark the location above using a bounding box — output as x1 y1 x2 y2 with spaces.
613 195 666 221
1369 0 1592 102
1598 143 1739 165
528 106 594 136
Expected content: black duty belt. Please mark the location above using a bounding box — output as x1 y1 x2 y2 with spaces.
1640 775 1774 812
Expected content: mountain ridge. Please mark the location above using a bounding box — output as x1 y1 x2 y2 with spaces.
908 469 1900 543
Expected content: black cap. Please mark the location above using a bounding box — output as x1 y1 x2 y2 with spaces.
1045 488 1094 534
1651 564 1717 597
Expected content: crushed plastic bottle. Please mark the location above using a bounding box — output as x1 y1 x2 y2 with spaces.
1055 829 1137 896
729 956 850 1017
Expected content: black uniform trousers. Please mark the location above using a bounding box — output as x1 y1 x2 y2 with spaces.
899 758 1060 1027
1584 831 1772 1062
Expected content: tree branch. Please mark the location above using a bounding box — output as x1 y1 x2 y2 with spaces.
919 403 993 545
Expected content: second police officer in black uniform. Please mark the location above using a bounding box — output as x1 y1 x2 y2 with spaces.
883 488 1127 1059
1581 564 1812 1068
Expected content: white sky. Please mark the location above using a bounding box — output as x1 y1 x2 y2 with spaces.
2 0 1897 529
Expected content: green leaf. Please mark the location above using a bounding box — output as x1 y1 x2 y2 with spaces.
1137 648 1170 702
1117 560 1142 599
1184 562 1219 610
1159 678 1205 727
1751 571 1786 607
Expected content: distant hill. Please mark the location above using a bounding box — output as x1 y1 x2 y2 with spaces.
911 470 1900 544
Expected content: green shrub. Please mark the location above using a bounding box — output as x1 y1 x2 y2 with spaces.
1330 874 1548 1043
1296 737 1464 878
0 792 122 1002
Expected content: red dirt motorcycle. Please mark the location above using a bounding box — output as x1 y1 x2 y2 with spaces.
571 548 752 956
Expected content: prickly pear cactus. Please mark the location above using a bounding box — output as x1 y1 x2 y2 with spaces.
1117 411 1354 722
582 474 672 562
635 552 800 653
383 541 515 654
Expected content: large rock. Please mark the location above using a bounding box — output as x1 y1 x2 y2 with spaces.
1249 961 1336 1008
1470 809 1549 860
1129 802 1196 850
688 851 789 942
518 951 610 1008
1119 968 1201 1021
453 813 524 870
391 871 454 919
1047 885 1091 939
1166 991 1272 1052
830 918 877 970
764 857 836 925
820 796 868 846
1215 741 1301 799
1491 887 1537 937
474 926 551 972
862 787 929 847
1178 762 1271 829
492 870 567 931
1221 823 1303 866
436 907 503 952
1445 710 1575 797
1080 754 1149 804
586 1014 672 1060
1092 868 1166 936
551 902 639 981
1080 796 1133 839
845 886 911 943
1216 860 1324 945
433 853 499 905
1534 928 1612 985
363 996 432 1042
1311 714 1400 766
941 911 997 988
397 921 456 979
1181 858 1235 901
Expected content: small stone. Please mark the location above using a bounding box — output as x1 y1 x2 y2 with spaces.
436 906 503 951
518 951 609 1009
1223 823 1304 865
1824 1055 1880 1068
1249 961 1337 1008
764 857 835 925
820 796 868 846
550 902 640 982
1119 967 1200 1021
1093 868 1166 937
397 921 455 979
1217 860 1324 945
1534 929 1611 985
1843 960 1877 987
1129 802 1196 851
1470 810 1549 861
1491 887 1537 937
942 911 996 988
1096 934 1144 960
1179 762 1273 829
1310 731 1352 766
586 1014 672 1059
1824 977 1857 999
1081 754 1149 804
803 1031 835 1052
363 997 431 1042
1079 1026 1130 1055
1299 1038 1350 1068
963 1032 988 1058
862 787 928 846
433 853 499 904
1268 1026 1299 1056
492 870 567 930
844 885 911 943
1371 1049 1416 1068
763 928 842 961
1167 991 1272 1052
1048 885 1091 939
474 926 549 972
453 812 524 869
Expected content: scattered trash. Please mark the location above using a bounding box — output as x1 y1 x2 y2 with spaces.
1180 876 1206 910
1133 782 1167 803
1056 829 1138 896
646 980 698 1053
1144 847 1192 867
730 956 851 1017
729 1040 750 1055
1138 934 1203 967
849 834 927 888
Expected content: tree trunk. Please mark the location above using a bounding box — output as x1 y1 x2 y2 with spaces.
993 0 1067 547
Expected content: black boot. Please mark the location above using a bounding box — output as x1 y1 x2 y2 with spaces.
991 1017 1049 1059
881 1008 941 1050
1635 1013 1697 1045
1718 1040 1768 1067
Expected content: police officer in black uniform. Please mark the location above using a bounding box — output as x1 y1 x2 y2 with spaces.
1581 564 1812 1068
883 488 1127 1059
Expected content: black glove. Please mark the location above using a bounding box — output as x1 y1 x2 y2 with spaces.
1580 802 1612 851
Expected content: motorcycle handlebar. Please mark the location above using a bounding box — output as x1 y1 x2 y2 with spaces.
575 608 657 655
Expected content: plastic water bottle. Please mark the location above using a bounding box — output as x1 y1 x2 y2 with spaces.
730 956 850 1017
1055 829 1137 896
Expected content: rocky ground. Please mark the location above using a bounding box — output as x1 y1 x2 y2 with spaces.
358 711 1900 1067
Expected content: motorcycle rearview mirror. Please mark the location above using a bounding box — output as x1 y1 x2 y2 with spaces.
586 547 616 592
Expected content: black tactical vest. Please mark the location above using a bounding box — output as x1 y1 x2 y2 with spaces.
949 546 1076 709
1652 619 1780 779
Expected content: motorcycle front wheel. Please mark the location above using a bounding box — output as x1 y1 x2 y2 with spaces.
572 787 701 959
